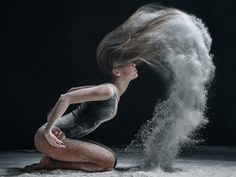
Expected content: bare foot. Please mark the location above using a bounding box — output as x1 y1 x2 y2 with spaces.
24 156 59 171
24 163 41 171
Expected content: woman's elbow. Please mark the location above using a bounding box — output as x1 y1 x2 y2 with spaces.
59 94 70 105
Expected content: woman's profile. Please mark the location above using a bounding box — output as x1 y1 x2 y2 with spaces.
24 2 214 173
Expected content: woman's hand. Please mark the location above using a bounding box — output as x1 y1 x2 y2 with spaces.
44 127 66 148
52 126 66 141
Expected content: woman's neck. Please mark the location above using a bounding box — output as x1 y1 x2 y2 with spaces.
112 78 130 98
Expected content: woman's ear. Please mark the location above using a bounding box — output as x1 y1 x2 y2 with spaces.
112 68 121 77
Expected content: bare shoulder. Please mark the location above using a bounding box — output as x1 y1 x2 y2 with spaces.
64 83 116 104
93 83 115 98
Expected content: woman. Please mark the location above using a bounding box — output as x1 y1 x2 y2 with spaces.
24 61 139 172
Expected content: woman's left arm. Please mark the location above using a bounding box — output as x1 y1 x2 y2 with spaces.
45 94 70 133
44 84 113 148
44 94 70 148
66 85 96 93
47 85 96 118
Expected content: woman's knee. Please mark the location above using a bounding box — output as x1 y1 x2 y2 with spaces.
34 124 56 155
34 125 64 147
34 125 46 153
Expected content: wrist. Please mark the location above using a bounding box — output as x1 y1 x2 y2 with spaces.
44 124 53 133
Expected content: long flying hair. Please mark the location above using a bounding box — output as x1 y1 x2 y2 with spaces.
96 3 215 169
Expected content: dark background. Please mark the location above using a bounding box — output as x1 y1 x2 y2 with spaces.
2 0 236 150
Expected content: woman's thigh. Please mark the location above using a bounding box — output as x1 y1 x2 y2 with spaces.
34 125 116 166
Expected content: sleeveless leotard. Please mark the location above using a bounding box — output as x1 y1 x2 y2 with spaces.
55 85 118 139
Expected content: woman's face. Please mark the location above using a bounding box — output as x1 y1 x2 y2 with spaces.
113 62 138 81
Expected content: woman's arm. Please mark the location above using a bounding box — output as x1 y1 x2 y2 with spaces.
44 84 114 148
66 85 96 93
47 85 96 118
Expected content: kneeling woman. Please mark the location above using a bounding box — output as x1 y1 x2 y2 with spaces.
25 61 139 172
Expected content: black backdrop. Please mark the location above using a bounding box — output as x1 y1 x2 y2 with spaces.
2 0 236 150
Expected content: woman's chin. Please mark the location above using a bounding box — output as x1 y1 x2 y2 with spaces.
133 73 138 79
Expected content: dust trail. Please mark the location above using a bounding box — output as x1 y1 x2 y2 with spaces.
124 4 215 169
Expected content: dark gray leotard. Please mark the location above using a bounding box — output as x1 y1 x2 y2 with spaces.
55 85 117 139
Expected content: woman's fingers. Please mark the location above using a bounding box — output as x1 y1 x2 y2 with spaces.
52 128 66 140
51 134 66 148
58 132 66 140
50 140 64 148
44 130 66 148
51 140 63 147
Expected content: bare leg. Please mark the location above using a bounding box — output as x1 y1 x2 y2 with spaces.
24 125 116 172
24 156 105 172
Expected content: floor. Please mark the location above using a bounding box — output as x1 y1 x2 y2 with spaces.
0 146 236 177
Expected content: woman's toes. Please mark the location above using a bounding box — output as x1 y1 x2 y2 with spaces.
24 163 41 171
